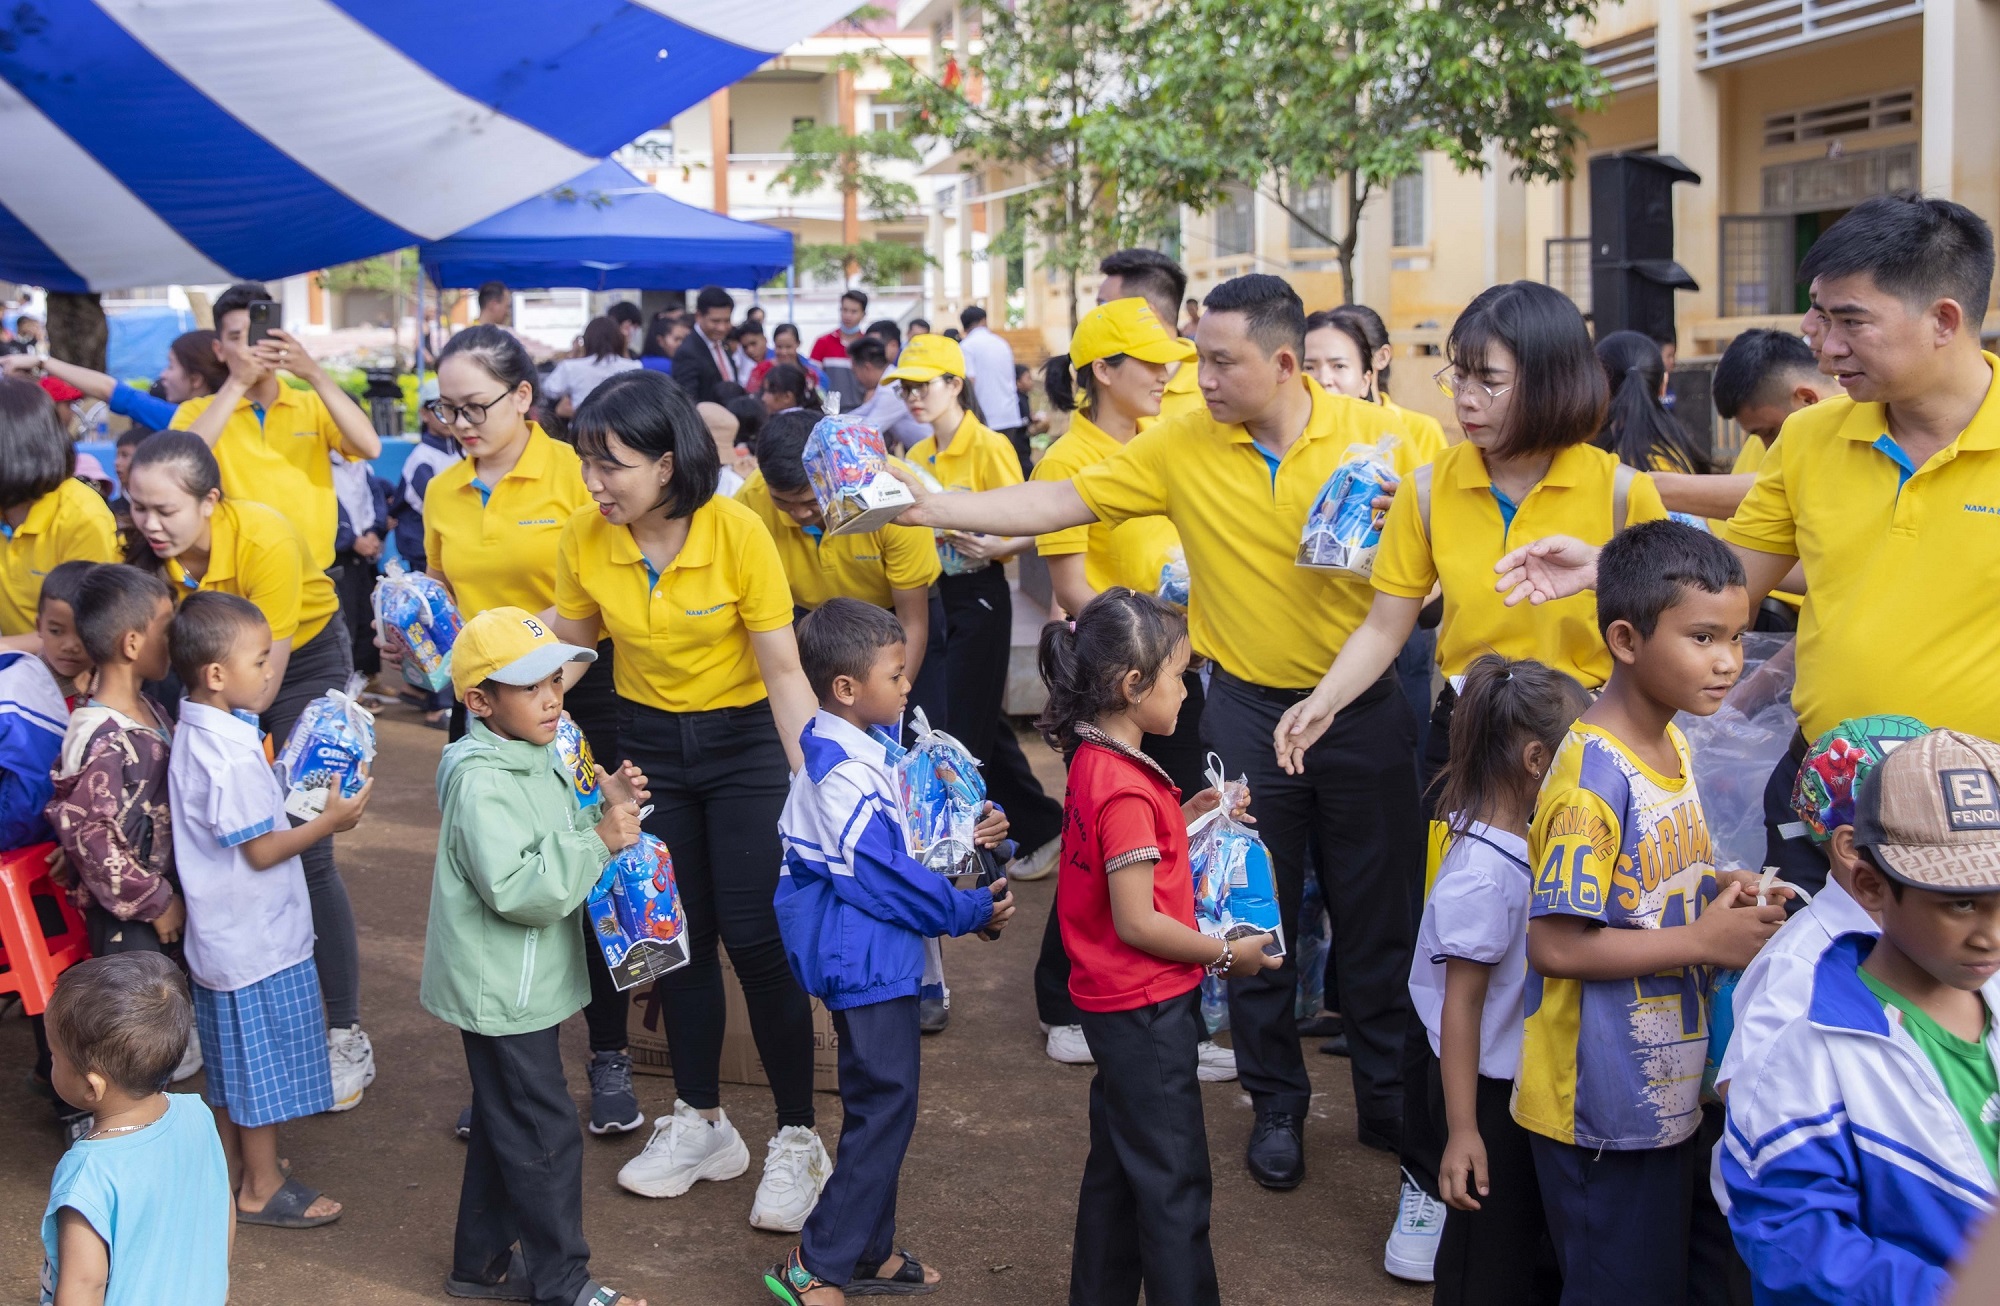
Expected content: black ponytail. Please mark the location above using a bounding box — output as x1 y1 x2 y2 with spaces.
1431 654 1591 837
1595 330 1709 474
1043 354 1081 413
1035 587 1188 755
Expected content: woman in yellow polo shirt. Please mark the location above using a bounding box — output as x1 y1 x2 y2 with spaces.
420 324 646 1136
890 333 1064 878
122 431 374 1101
0 379 119 636
548 370 829 1222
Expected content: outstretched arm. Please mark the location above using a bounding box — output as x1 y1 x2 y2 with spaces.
890 470 1097 537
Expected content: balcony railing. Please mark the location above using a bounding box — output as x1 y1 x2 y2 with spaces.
1695 0 1924 69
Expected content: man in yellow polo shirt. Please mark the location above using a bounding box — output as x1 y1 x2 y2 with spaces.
1494 193 2000 898
897 273 1427 1188
174 282 381 572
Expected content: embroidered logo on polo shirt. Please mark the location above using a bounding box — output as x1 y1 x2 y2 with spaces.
1964 503 2000 516
518 518 558 527
684 604 726 618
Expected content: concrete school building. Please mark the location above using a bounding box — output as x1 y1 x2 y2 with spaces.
898 0 1999 440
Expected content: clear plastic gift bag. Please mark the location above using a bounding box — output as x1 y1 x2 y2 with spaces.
373 562 462 692
276 690 376 821
587 834 691 991
554 715 602 811
1297 437 1400 578
803 412 914 536
1675 633 1798 876
896 708 987 877
1187 753 1285 956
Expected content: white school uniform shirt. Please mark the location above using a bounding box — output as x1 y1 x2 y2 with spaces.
168 702 315 992
960 325 1023 429
1714 875 1878 1094
1407 821 1532 1081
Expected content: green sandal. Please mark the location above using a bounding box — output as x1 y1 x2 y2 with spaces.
764 1248 835 1305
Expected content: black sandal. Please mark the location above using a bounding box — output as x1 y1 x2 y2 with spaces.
445 1249 533 1300
847 1248 940 1297
763 1248 836 1304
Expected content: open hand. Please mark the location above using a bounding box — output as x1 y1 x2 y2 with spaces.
1493 535 1600 607
599 758 651 811
256 328 326 384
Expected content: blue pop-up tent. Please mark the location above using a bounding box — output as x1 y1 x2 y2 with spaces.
418 160 793 291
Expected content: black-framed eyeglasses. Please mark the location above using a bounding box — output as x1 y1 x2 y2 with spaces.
425 392 510 426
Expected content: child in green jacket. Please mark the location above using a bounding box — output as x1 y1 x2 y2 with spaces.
419 607 650 1306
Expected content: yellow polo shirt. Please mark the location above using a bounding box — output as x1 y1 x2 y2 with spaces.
423 425 588 618
905 413 1023 494
1382 398 1450 464
0 479 119 635
172 387 362 571
1032 412 1183 600
164 499 338 646
1071 379 1430 688
555 495 794 713
1722 435 1801 611
735 473 939 610
1373 441 1667 688
1721 353 2000 740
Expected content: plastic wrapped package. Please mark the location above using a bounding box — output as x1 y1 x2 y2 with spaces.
586 834 692 990
373 563 462 692
1157 545 1190 608
276 690 376 820
1187 754 1285 956
555 715 601 811
896 708 987 877
1675 633 1797 876
803 412 914 536
1297 438 1401 577
894 457 986 576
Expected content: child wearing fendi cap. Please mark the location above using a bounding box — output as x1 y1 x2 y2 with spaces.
1722 729 2000 1306
418 606 653 1306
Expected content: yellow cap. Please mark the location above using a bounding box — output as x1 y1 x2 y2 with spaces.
451 606 597 698
881 332 966 385
1069 298 1197 369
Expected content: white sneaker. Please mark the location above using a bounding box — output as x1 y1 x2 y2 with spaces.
1044 1024 1094 1064
1195 1039 1237 1083
1383 1171 1446 1282
617 1099 752 1199
325 1024 375 1112
1005 836 1060 882
749 1125 832 1232
171 1031 204 1084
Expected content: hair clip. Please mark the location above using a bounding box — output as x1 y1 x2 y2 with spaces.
1066 620 1077 633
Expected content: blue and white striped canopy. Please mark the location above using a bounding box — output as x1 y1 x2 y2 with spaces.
0 0 856 293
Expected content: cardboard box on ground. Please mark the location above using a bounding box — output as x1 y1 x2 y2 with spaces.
628 945 840 1093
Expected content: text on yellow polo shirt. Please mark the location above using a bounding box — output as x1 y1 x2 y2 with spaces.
735 474 939 610
1071 379 1433 689
1033 412 1183 600
424 425 589 618
906 413 1023 494
0 479 119 636
164 499 338 646
1721 353 2000 740
172 387 360 571
1373 441 1666 688
555 495 794 713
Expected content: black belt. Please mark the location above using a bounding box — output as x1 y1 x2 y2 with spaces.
1212 667 1394 709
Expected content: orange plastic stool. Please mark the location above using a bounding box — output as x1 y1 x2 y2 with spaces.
0 842 90 1016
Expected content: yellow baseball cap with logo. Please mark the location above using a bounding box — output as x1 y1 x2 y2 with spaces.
1069 297 1197 369
451 606 597 699
881 332 967 385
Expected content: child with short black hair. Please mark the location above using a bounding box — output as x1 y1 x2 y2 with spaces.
1517 520 1787 1306
1414 655 1589 1305
1037 587 1278 1306
1724 729 2000 1304
168 590 371 1229
47 564 181 957
764 597 1015 1305
40 952 231 1306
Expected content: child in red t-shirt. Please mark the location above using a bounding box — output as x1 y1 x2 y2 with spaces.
1035 588 1280 1306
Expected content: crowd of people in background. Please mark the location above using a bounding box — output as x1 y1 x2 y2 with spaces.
5 188 2000 1306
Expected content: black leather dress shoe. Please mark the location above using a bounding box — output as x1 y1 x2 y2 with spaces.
1246 1111 1305 1189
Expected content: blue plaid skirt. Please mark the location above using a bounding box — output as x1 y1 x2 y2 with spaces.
192 959 334 1128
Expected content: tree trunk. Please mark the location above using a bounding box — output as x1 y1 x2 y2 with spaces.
1338 173 1362 306
46 293 108 371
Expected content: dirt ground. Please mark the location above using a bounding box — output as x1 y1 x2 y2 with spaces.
0 708 1430 1305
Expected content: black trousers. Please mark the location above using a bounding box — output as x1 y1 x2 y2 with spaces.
998 425 1032 478
333 550 381 677
1071 991 1220 1306
1761 731 1828 904
1034 668 1208 1030
904 591 950 740
1202 670 1420 1127
1689 1104 1755 1306
937 568 1063 853
802 997 921 1286
456 1025 591 1306
618 697 815 1127
262 617 361 1029
1531 1132 1703 1306
1422 1050 1560 1306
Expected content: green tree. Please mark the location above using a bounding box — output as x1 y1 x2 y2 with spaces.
774 119 932 287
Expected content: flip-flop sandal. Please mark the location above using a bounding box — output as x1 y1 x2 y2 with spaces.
235 1176 340 1229
847 1248 940 1297
763 1248 837 1305
446 1250 532 1300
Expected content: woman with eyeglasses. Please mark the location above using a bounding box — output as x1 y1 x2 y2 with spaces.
888 334 1066 894
418 325 647 1140
1271 281 1668 1292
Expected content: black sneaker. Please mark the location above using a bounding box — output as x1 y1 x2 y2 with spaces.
587 1051 644 1135
455 1106 472 1140
1246 1111 1305 1190
919 984 949 1035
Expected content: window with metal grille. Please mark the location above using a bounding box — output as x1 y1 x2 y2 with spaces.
1545 237 1592 315
1289 179 1336 249
1391 168 1426 248
1761 143 1918 213
1763 89 1914 147
1719 215 1795 317
1215 184 1256 257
